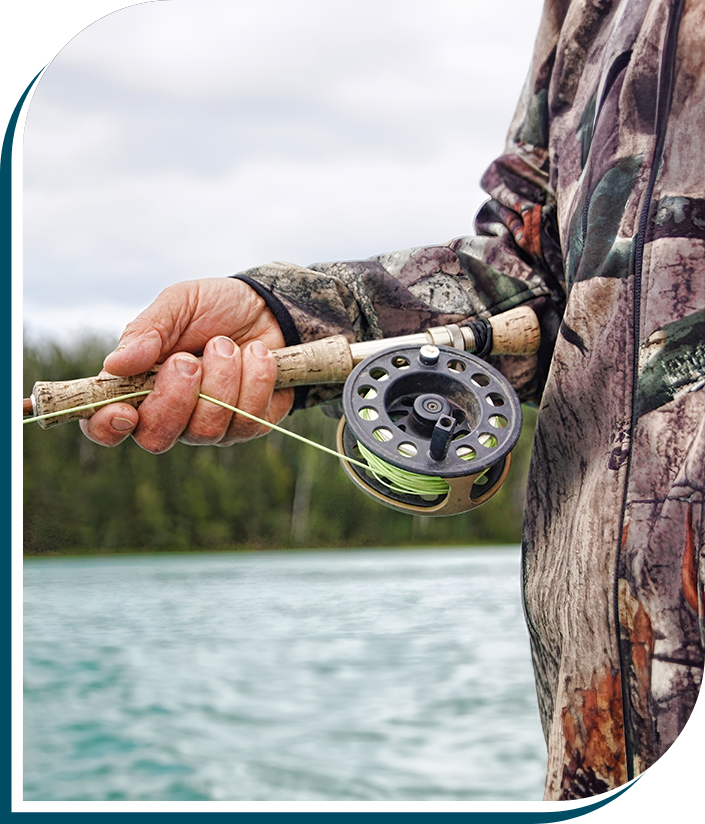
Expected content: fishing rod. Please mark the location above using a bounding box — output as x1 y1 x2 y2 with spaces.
23 305 540 517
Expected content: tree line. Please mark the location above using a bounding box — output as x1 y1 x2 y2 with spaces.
23 335 537 555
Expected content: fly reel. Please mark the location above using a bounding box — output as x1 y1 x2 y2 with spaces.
336 344 522 516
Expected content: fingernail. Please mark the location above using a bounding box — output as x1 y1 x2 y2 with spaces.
104 343 127 367
107 343 128 360
215 336 235 357
250 341 269 358
175 356 199 376
111 417 135 432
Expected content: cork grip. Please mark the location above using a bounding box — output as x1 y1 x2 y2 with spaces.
273 334 353 388
31 370 160 429
488 305 540 356
30 335 354 429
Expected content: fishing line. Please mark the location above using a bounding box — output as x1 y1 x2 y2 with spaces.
197 393 371 469
22 391 152 425
199 395 451 497
22 389 450 497
356 441 450 498
22 388 458 498
22 389 364 465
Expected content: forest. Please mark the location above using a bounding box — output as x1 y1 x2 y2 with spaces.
23 335 538 555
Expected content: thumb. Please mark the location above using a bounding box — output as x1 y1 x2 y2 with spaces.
103 320 165 376
102 283 197 376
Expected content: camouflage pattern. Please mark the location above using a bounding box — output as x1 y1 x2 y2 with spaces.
235 0 704 799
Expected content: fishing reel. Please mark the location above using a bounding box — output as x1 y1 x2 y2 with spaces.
336 344 522 517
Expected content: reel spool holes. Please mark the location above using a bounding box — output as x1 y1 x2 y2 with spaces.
336 344 522 516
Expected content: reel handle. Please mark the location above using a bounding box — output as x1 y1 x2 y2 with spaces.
26 305 540 428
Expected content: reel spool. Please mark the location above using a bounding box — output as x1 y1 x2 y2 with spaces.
336 344 522 516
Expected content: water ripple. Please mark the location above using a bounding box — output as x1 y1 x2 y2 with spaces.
24 547 546 801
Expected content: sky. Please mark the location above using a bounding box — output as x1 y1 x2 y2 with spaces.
22 0 545 346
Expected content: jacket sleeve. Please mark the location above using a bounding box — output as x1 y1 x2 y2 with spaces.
233 2 567 411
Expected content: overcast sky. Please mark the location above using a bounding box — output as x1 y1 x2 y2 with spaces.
22 0 544 346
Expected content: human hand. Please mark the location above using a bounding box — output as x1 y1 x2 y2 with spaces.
80 278 294 452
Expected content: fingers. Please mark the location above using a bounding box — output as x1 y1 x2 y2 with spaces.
179 336 243 446
79 402 140 447
222 340 280 444
100 277 287 379
183 338 287 446
79 355 202 451
81 334 294 452
79 352 206 452
130 354 202 453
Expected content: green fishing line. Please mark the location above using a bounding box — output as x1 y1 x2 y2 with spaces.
355 441 450 498
22 391 152 424
356 401 453 498
197 394 370 469
23 389 461 500
23 390 368 471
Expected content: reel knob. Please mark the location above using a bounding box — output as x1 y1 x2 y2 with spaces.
336 344 522 516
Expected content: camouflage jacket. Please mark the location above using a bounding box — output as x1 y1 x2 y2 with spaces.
234 0 704 799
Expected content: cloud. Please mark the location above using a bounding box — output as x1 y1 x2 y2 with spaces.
23 0 544 344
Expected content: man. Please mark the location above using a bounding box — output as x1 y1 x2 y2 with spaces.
82 0 704 799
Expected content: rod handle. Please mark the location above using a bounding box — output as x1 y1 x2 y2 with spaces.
488 305 541 356
273 334 353 388
29 335 354 429
31 370 160 429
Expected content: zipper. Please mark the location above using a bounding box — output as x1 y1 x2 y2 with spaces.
616 0 685 782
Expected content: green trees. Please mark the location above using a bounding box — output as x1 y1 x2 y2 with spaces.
23 337 537 555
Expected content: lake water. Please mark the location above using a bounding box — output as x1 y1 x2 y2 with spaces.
23 547 547 802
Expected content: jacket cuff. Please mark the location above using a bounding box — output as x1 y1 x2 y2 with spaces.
229 274 309 410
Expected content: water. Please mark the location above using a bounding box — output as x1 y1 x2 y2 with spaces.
23 547 547 801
